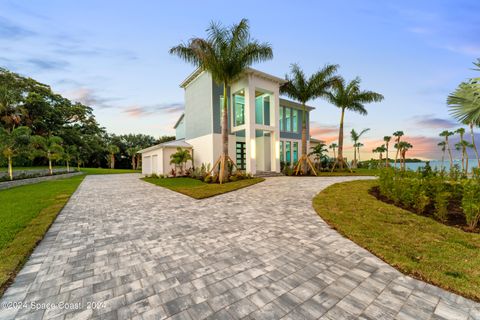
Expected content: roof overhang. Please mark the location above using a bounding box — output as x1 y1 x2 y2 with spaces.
173 113 185 129
279 98 315 111
139 139 192 153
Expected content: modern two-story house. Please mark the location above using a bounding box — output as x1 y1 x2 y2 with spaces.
140 67 317 176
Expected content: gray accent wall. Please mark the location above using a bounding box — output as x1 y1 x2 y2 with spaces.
184 72 214 139
175 117 186 139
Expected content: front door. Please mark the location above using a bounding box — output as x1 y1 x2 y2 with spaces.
236 142 246 170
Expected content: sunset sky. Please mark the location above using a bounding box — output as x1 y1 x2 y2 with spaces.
1 0 479 160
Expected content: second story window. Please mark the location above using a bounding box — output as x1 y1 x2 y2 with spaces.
233 92 245 126
279 107 284 131
285 108 291 132
279 106 301 133
292 109 298 132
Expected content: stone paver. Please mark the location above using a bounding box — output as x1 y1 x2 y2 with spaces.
1 174 478 320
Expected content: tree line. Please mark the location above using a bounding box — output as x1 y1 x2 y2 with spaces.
0 67 173 180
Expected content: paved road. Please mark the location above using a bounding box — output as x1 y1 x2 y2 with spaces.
1 174 478 320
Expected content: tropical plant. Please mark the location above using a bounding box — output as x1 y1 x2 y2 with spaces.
0 126 31 180
392 131 404 168
438 141 447 171
126 147 140 170
462 179 480 230
63 145 78 173
396 141 413 170
169 19 273 183
439 130 454 170
281 64 339 174
372 145 387 167
170 147 192 175
350 128 370 168
455 128 469 173
107 144 120 169
383 136 391 167
328 143 338 159
327 77 384 170
309 142 329 169
30 135 64 175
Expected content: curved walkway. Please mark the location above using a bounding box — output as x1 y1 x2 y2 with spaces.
1 174 478 320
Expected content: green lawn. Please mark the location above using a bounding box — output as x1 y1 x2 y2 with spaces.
313 180 480 301
143 177 264 199
0 175 85 295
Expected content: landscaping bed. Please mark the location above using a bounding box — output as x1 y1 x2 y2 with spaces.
143 176 264 199
313 179 480 301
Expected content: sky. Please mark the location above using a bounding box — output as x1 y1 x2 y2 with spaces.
1 0 479 160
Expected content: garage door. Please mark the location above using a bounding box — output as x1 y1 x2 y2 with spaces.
143 155 151 175
152 155 158 174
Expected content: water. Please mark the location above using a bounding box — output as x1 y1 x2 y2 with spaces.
397 160 479 172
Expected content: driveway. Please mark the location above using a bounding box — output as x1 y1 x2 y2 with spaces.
1 174 478 320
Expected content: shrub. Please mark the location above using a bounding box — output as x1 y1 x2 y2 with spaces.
150 173 159 179
282 164 293 176
462 180 480 230
414 191 430 214
434 191 450 222
229 176 238 182
204 175 212 183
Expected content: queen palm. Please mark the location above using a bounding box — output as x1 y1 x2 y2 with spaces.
0 126 31 180
392 131 404 168
170 19 273 183
439 130 454 170
126 146 140 170
372 145 387 167
31 135 64 175
281 64 339 174
329 143 338 159
107 144 120 169
448 81 480 168
383 136 391 167
350 128 370 168
396 141 413 170
327 77 384 170
455 128 468 172
438 141 447 171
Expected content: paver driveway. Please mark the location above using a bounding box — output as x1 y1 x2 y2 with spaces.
1 174 479 320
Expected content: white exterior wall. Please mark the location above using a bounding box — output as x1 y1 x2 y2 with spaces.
141 147 192 176
186 133 236 169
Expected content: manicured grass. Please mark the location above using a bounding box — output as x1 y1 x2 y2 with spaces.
80 167 140 175
0 175 85 295
313 179 480 301
143 177 264 199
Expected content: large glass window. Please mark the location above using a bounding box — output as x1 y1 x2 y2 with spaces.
292 109 298 133
279 107 284 131
255 96 263 125
286 141 291 163
233 93 245 126
280 141 284 162
285 108 291 132
293 142 298 163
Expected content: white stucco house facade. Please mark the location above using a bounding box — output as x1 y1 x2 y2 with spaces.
139 67 319 176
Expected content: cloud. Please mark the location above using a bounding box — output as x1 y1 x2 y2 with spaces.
65 87 118 109
27 58 69 71
410 114 457 129
123 103 184 118
310 122 338 137
0 16 34 39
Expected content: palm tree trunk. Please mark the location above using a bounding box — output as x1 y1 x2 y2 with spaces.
301 104 307 174
358 146 361 164
137 154 141 169
446 137 453 170
470 123 480 167
110 154 115 169
48 158 53 175
352 144 357 169
337 108 346 169
441 150 445 171
385 144 389 167
333 148 336 159
394 138 400 168
132 155 136 170
8 155 13 181
219 82 229 183
67 160 70 173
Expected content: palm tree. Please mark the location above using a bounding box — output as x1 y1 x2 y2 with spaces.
455 128 468 172
383 136 391 167
63 145 78 173
396 141 413 170
126 147 140 170
350 128 370 168
31 136 64 175
439 130 454 170
327 77 384 170
107 144 120 169
392 131 404 168
0 126 31 180
170 19 273 183
281 64 339 174
309 143 329 170
448 81 480 167
372 145 387 167
170 148 192 175
329 143 338 159
438 141 447 171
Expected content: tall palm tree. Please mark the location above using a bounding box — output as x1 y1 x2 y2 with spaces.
392 131 404 168
107 144 120 169
350 128 370 168
439 130 454 170
455 128 468 172
356 142 365 164
0 126 31 180
372 145 387 167
281 64 339 174
383 136 391 167
170 19 273 183
448 81 480 167
31 135 64 175
327 77 383 170
126 146 140 170
396 141 413 170
438 141 447 171
329 143 338 159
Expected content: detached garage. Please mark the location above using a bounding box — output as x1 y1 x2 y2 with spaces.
139 139 193 176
